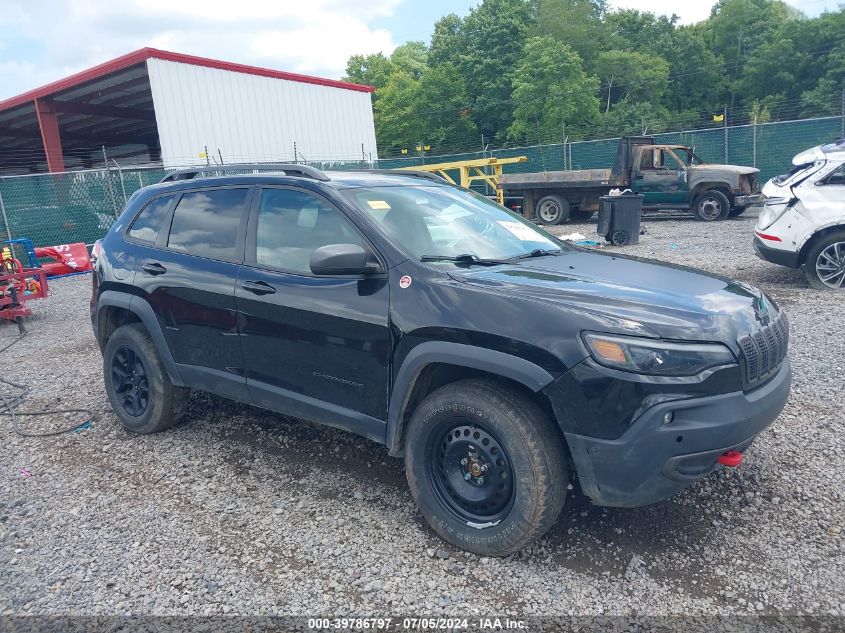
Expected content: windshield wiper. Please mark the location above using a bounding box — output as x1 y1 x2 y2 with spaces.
515 248 563 260
420 253 514 266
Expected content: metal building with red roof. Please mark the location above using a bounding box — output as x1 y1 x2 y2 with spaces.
0 48 377 174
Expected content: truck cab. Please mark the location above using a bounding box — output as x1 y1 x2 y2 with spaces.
499 136 764 224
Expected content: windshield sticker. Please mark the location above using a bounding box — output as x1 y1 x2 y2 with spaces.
367 200 391 210
497 220 541 241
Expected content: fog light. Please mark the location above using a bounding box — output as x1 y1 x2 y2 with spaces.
662 411 674 425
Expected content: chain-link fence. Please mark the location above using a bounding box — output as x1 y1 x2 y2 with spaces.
0 114 843 247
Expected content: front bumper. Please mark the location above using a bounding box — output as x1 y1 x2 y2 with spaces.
562 360 791 507
735 193 765 207
753 236 800 268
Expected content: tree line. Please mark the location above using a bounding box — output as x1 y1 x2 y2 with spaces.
342 0 845 157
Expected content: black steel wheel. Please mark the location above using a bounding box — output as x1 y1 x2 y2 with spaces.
111 346 150 417
404 378 569 556
427 422 515 525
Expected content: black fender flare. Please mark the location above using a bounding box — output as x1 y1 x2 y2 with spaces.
96 291 186 386
385 341 555 455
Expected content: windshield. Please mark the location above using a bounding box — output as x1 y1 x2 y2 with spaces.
342 185 566 261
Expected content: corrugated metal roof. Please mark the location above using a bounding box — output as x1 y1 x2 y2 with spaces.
0 47 375 113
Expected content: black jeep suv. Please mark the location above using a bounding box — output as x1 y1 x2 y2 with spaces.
91 164 791 556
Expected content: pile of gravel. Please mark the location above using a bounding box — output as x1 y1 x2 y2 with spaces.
1 208 843 618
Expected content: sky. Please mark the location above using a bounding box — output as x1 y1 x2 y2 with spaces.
0 0 841 101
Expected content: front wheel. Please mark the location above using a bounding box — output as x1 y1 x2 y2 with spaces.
804 230 845 290
404 379 569 556
693 190 731 221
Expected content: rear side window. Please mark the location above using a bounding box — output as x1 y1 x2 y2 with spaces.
128 195 174 243
167 188 248 260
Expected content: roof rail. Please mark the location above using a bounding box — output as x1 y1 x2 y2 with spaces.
159 163 330 183
364 169 448 184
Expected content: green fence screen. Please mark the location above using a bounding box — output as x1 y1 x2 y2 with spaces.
0 115 842 247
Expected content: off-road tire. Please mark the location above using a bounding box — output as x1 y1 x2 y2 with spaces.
804 230 845 290
103 323 190 434
536 195 570 225
692 190 731 221
404 378 569 556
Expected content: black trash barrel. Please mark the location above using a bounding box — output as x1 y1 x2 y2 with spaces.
597 193 643 245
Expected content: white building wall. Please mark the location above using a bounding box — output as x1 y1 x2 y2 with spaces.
146 58 378 168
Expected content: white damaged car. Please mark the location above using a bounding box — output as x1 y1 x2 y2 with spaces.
754 139 845 289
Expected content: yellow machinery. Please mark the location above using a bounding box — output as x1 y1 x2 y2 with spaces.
395 156 528 204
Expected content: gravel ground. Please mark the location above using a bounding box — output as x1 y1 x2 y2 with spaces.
1 208 843 619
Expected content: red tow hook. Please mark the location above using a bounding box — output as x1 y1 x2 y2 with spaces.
717 450 743 468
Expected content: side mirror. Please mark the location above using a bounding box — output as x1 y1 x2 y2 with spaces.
310 243 370 276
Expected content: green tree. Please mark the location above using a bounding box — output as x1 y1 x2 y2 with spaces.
597 99 671 136
454 0 535 136
704 0 796 111
604 9 676 54
508 36 600 142
390 41 429 80
533 0 608 69
662 27 726 113
373 72 423 151
428 13 464 67
593 50 669 112
416 65 478 150
342 53 393 95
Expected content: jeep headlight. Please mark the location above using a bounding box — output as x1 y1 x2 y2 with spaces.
758 197 796 230
583 333 736 376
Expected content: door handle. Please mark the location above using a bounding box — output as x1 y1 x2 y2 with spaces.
241 280 276 295
142 262 166 276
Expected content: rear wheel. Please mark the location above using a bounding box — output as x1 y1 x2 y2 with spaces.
536 195 570 225
693 190 730 221
103 323 190 434
404 379 568 556
804 230 845 290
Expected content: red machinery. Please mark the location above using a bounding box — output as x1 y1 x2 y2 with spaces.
0 245 49 333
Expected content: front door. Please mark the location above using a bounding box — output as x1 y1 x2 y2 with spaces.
132 186 252 402
633 148 688 205
235 186 391 434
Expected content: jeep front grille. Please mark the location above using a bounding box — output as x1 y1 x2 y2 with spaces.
737 312 789 388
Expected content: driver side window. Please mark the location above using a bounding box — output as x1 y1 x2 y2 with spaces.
254 188 363 275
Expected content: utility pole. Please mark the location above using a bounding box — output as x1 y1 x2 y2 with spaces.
723 105 728 164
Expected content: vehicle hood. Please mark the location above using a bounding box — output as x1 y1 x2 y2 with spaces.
688 164 759 177
450 250 772 350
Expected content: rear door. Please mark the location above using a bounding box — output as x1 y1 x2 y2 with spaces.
131 186 253 402
235 186 390 433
